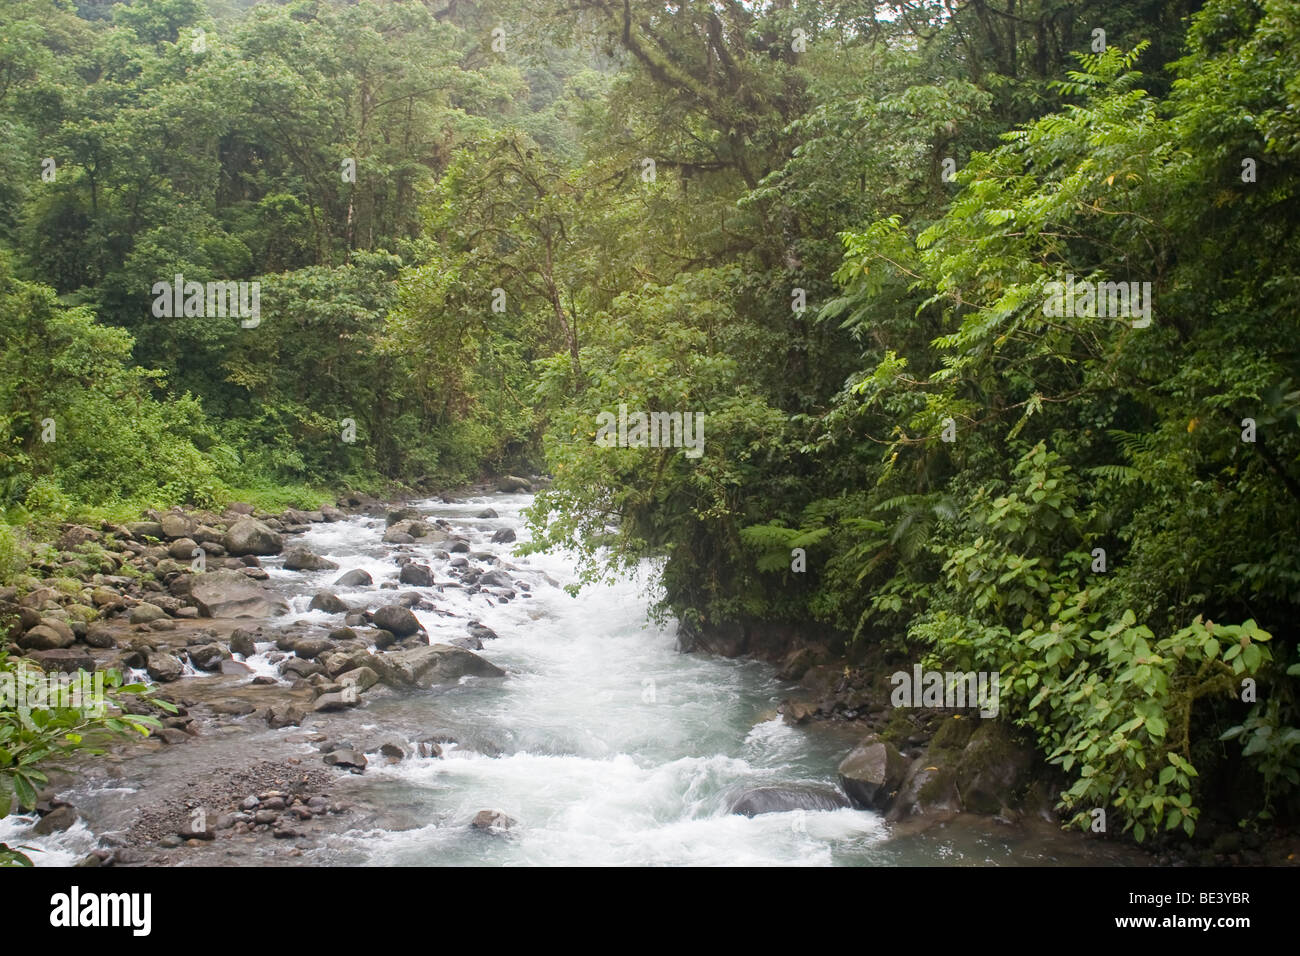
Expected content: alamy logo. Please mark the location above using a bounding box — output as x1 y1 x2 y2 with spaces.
1043 273 1151 327
890 665 1000 718
151 274 261 328
49 887 151 936
0 663 105 720
595 403 704 458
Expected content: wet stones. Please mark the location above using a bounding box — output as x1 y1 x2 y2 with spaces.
398 563 434 587
836 735 909 811
371 605 421 637
223 517 284 557
146 652 184 683
308 590 349 614
229 628 259 657
334 568 372 587
191 569 290 618
323 749 367 772
283 548 338 572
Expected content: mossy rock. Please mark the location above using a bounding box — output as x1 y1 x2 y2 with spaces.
928 715 976 756
877 706 916 746
65 603 98 624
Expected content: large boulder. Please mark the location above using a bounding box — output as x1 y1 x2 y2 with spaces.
836 735 909 810
726 785 850 817
371 644 505 689
334 568 373 588
159 513 195 540
26 648 95 674
950 722 1035 815
224 518 284 557
371 605 421 637
16 624 75 651
385 507 423 527
191 569 290 618
283 548 338 572
128 602 167 624
478 569 512 589
398 563 434 587
146 652 184 683
309 591 349 614
496 476 531 493
228 627 259 657
126 521 165 540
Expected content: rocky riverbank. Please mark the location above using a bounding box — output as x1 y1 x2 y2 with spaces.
5 481 1284 867
1 477 547 865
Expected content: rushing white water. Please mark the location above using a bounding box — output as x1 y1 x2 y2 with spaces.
6 492 1136 866
280 493 889 866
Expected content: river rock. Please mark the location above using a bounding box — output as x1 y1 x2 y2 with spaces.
385 507 423 527
84 622 117 648
372 605 421 637
727 785 849 817
188 644 229 670
478 569 512 588
34 806 78 835
146 652 184 683
334 568 373 587
324 749 367 772
266 704 306 729
338 666 379 692
167 537 198 560
283 548 338 572
491 528 516 544
282 657 323 678
496 476 531 493
229 627 259 656
371 644 505 689
309 591 349 614
224 517 284 557
476 508 498 519
467 621 499 642
128 602 168 624
398 563 434 587
191 569 290 618
127 521 165 540
837 735 908 810
26 648 95 673
471 809 515 830
16 624 75 651
313 691 359 712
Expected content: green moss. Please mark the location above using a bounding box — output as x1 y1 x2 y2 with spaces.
878 707 915 746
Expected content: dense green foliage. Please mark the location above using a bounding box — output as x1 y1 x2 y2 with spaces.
519 0 1300 840
1 0 1296 845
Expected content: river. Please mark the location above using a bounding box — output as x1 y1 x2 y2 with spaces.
2 492 1143 866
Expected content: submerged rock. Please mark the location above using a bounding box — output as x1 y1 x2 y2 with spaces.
470 809 515 831
727 786 849 817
